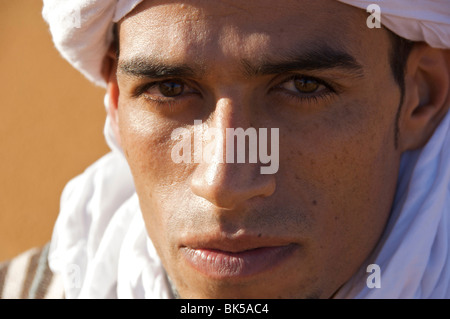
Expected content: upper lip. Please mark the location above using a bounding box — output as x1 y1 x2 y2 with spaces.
180 233 295 253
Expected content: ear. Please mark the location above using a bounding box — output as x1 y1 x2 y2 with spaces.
398 44 450 151
101 45 122 147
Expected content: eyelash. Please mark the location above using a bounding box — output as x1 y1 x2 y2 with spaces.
134 81 193 106
135 75 337 107
272 75 337 104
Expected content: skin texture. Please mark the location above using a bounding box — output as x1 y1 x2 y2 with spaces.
103 0 450 298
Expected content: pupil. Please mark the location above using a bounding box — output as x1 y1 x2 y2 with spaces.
294 77 319 93
159 81 184 97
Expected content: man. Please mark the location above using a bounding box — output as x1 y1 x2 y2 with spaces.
1 0 449 299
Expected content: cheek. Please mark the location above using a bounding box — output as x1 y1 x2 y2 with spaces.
118 104 184 215
118 104 181 186
118 103 193 259
282 96 397 196
278 95 400 269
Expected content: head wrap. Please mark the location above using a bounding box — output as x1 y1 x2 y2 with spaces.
42 0 450 298
42 0 450 88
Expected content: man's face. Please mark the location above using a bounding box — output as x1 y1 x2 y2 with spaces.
115 0 402 298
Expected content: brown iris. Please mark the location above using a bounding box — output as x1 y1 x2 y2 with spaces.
294 77 320 93
159 80 184 97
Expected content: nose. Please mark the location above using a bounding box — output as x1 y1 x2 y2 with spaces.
190 97 276 209
191 160 276 209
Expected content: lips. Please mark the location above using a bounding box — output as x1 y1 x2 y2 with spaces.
180 239 299 279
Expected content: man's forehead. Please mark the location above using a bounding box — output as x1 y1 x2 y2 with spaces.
117 0 386 74
119 0 367 44
123 0 352 25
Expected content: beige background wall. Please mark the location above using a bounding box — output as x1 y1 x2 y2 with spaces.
0 1 110 261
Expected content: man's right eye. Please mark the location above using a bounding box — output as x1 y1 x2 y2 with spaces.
133 79 201 109
156 80 185 97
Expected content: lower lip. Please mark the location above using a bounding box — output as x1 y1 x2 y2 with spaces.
181 244 298 279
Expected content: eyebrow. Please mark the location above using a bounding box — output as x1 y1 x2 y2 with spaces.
242 46 364 78
118 45 364 80
119 57 199 79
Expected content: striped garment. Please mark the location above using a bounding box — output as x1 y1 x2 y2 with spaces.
0 243 64 299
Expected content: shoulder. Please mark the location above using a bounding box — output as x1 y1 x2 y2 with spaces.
0 243 64 299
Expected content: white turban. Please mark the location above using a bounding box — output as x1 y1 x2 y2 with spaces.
42 0 450 87
42 0 450 299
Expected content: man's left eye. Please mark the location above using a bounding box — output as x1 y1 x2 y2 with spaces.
279 76 328 94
